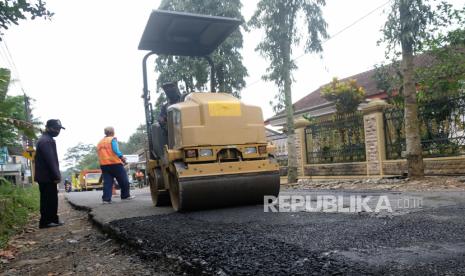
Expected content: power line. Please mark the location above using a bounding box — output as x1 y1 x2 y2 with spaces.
2 39 27 94
293 0 392 61
0 43 22 93
0 43 14 71
244 0 392 90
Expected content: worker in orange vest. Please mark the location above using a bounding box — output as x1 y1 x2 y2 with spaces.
97 126 134 204
135 169 145 188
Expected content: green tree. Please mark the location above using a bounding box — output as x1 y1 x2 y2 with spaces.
321 78 365 115
249 0 328 183
63 143 95 168
151 92 166 122
0 95 27 146
380 0 461 178
77 150 99 170
0 68 38 146
416 28 465 102
120 124 148 154
0 67 9 100
0 0 53 36
153 0 248 114
373 60 404 107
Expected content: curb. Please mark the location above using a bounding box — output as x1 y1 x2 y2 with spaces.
65 196 119 238
65 196 207 275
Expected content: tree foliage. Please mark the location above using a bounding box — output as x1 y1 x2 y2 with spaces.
77 150 99 170
380 0 460 58
416 28 465 102
62 143 99 181
0 0 53 36
321 78 365 115
249 0 328 112
374 27 465 106
63 143 96 169
0 95 27 146
373 60 404 107
0 67 10 100
151 92 166 122
155 0 248 98
249 0 328 183
0 68 38 146
119 124 147 154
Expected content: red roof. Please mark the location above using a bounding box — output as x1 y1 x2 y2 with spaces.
293 68 383 112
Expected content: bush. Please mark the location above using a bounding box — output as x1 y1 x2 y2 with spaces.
321 78 365 115
0 178 39 249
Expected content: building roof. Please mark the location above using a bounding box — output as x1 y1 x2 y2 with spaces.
265 127 286 140
265 53 435 125
293 67 382 112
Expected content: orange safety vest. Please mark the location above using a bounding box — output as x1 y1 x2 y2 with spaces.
136 171 144 179
97 136 122 165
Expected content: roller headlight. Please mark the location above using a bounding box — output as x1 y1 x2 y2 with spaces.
199 149 213 157
244 147 257 154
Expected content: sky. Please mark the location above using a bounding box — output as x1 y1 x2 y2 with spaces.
2 0 463 164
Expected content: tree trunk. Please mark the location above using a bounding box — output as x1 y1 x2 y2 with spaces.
400 0 424 178
217 62 225 93
283 40 298 184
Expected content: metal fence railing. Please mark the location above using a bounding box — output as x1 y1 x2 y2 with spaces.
305 112 366 164
384 95 465 159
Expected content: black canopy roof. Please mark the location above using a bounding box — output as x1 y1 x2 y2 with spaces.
138 10 241 56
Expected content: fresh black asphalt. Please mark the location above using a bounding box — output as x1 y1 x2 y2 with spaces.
103 190 465 275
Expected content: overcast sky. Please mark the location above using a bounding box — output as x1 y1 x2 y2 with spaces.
2 0 463 164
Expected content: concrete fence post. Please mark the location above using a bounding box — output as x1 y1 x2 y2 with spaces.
361 99 388 176
294 118 311 177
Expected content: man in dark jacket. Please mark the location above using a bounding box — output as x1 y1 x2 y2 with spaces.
35 119 65 229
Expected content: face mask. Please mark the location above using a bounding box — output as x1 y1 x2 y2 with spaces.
48 128 61 137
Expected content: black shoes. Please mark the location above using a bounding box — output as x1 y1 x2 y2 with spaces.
39 221 64 229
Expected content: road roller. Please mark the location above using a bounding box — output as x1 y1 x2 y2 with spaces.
138 10 280 211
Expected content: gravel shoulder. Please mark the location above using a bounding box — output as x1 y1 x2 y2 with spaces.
0 193 166 276
289 176 465 191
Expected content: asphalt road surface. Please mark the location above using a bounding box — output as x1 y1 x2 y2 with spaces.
67 188 465 275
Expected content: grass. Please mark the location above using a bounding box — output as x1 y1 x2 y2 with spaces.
0 177 39 249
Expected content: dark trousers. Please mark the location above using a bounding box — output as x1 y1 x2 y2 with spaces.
101 164 130 202
38 182 59 226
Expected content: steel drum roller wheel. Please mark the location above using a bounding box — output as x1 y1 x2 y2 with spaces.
168 172 181 211
149 168 171 207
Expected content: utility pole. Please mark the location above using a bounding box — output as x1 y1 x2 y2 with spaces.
23 94 35 185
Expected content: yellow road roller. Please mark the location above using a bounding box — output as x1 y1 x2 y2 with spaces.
139 10 280 211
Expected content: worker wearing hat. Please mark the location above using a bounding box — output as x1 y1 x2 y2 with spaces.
97 126 134 203
35 119 65 229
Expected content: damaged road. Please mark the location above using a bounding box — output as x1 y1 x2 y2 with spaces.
65 188 465 275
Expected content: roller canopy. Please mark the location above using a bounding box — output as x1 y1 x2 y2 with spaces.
138 9 241 56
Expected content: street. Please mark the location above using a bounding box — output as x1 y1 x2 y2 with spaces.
64 187 465 275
